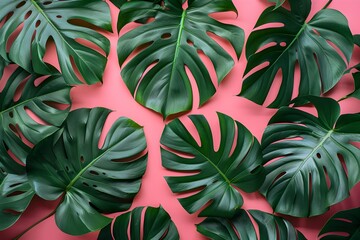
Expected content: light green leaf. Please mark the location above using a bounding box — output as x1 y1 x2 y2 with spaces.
0 0 112 85
0 172 34 231
161 113 264 217
117 0 244 118
197 209 306 240
0 65 71 174
240 0 353 107
27 108 148 235
98 206 179 240
261 96 360 217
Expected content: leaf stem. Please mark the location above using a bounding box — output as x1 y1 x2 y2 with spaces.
13 196 64 240
322 0 333 9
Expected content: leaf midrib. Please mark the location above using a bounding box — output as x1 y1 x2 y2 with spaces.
247 21 308 78
163 9 187 113
277 128 334 206
65 147 112 192
29 0 98 81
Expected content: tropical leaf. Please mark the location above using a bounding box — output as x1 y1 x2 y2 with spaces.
98 206 179 240
346 35 360 99
117 0 244 118
161 113 264 218
0 0 112 85
27 108 148 235
319 207 360 240
0 65 71 174
268 0 285 9
197 209 306 240
261 96 360 217
0 171 34 231
239 0 353 107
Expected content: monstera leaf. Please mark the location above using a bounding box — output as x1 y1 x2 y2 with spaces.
161 113 264 217
0 171 34 231
98 206 179 240
197 209 305 240
240 0 353 107
0 65 71 174
261 96 360 217
0 0 112 85
27 108 148 235
319 207 360 239
117 0 244 118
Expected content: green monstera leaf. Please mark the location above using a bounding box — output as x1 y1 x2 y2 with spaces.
0 65 71 174
319 207 360 240
0 171 34 231
261 96 360 217
0 0 112 85
161 113 264 218
117 0 244 118
240 0 353 107
98 206 179 240
27 108 148 235
197 209 305 240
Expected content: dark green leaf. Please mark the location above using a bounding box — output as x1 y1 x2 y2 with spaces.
27 108 148 235
197 209 306 240
98 206 179 240
0 65 71 174
0 172 34 231
319 207 360 240
261 96 360 217
161 113 264 217
118 0 244 118
240 0 353 107
0 0 112 85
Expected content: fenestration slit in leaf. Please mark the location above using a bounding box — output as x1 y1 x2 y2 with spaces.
117 0 244 118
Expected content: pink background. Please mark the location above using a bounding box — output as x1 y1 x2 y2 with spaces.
2 0 360 239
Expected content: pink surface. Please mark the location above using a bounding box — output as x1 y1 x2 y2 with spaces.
2 0 360 239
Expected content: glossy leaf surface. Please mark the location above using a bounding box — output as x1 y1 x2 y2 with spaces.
27 108 148 235
98 206 179 240
240 0 353 107
0 172 34 231
0 65 71 174
0 0 112 84
261 97 360 217
118 0 244 117
319 207 360 239
197 209 305 240
161 113 264 217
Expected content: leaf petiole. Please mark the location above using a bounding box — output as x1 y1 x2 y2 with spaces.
322 0 333 9
13 196 64 240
